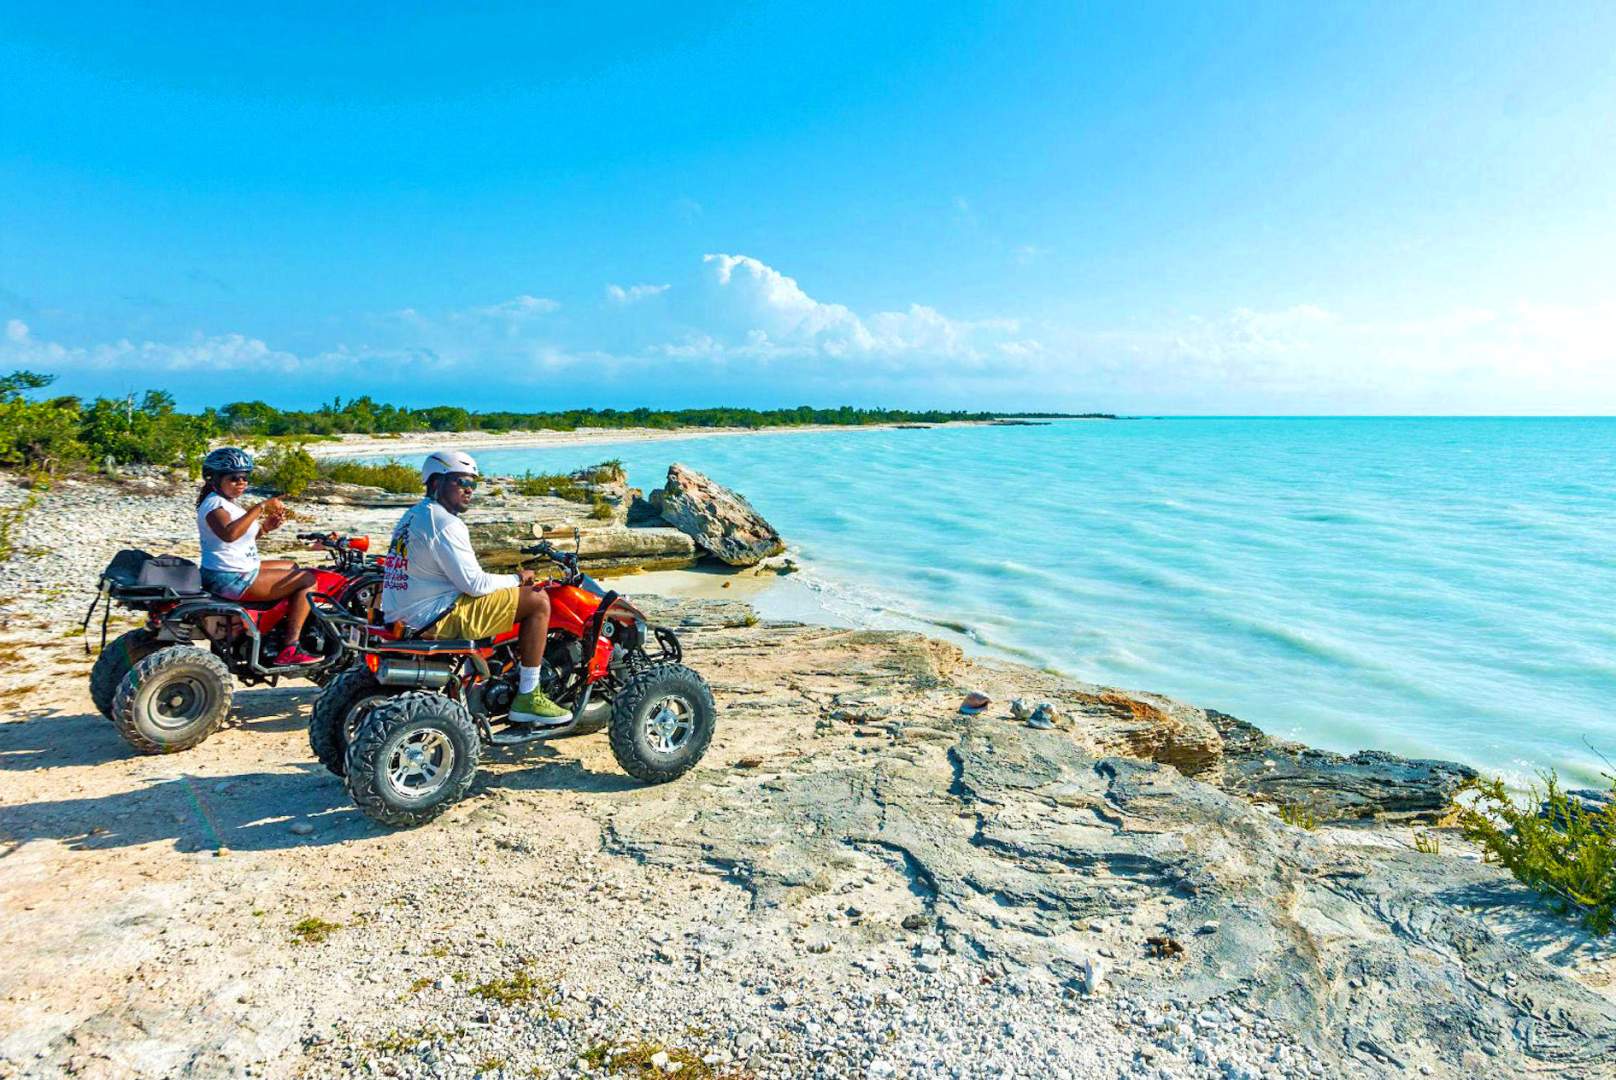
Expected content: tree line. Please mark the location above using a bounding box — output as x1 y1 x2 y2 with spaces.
0 369 1107 474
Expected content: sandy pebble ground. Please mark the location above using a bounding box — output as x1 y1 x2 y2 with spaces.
2 473 1611 1080
0 475 1316 1080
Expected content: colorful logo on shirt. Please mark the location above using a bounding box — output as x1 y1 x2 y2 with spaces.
383 520 410 593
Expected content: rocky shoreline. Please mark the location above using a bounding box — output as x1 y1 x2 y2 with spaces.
1 471 1613 1079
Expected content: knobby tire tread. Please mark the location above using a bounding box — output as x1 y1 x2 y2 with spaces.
608 662 717 784
89 628 161 721
111 646 234 755
343 692 480 828
308 668 385 777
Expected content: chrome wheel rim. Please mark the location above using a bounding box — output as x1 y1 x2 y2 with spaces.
152 675 210 731
643 694 694 754
384 729 455 799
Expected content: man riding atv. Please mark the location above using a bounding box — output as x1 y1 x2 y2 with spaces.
381 449 570 724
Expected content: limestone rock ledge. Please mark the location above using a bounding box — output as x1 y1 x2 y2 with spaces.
604 604 1616 1079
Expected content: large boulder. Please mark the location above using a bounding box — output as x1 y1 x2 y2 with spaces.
656 463 785 567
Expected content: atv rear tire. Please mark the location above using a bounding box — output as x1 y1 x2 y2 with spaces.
112 646 233 754
309 668 395 777
608 663 716 784
89 628 166 721
344 692 480 828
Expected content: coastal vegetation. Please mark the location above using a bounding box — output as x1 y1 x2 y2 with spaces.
1455 771 1616 934
0 367 1101 479
212 398 1103 436
0 371 211 474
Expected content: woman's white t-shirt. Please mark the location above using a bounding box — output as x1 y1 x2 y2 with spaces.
197 492 261 574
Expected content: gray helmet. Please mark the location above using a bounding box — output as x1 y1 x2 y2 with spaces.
202 446 255 478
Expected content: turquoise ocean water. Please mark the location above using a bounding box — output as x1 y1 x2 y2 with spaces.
371 419 1615 786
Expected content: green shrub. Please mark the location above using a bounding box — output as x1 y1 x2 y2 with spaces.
258 445 319 496
317 458 420 494
515 471 590 502
583 458 625 484
1455 771 1616 934
0 372 87 472
79 391 214 472
589 498 615 520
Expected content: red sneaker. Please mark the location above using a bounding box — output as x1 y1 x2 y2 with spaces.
275 645 321 666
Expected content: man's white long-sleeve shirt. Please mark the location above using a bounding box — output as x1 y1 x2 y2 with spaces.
380 498 518 630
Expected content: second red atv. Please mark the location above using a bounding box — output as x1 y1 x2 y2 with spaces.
305 536 716 827
84 533 382 754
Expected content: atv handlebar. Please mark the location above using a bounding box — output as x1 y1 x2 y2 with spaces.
295 532 379 571
520 540 581 577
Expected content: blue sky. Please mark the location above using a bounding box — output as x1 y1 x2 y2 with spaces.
2 3 1613 413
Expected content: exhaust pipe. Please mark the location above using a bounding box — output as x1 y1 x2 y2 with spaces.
375 658 454 689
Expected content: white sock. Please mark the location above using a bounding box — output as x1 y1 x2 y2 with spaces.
518 665 541 694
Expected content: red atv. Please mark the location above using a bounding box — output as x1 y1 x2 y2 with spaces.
306 536 716 827
84 533 382 754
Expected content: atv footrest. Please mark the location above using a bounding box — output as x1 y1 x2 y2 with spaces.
490 721 577 746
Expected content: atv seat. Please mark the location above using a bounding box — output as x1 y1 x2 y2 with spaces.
220 595 285 611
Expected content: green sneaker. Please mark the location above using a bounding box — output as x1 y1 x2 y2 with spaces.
510 688 569 723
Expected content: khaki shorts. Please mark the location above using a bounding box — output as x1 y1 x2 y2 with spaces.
430 587 520 641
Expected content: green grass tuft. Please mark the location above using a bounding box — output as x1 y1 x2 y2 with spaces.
577 1041 719 1079
469 966 550 1006
291 916 342 944
1278 801 1318 831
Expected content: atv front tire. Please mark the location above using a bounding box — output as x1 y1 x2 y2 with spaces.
344 692 480 828
111 646 234 754
89 628 166 720
309 668 395 777
608 663 716 784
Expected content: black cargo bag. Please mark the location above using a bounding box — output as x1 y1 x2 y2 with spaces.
83 550 207 652
101 549 205 594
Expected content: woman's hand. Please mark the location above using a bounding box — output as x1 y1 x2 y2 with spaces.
258 497 287 533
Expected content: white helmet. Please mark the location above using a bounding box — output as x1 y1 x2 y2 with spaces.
421 449 480 487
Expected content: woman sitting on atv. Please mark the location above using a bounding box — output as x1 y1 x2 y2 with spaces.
196 446 320 665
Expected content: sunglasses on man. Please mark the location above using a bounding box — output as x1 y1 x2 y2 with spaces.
449 476 479 491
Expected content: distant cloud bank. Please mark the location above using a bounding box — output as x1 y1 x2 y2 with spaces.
1 255 1612 413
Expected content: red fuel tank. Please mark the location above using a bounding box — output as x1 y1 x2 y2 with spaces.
543 583 605 636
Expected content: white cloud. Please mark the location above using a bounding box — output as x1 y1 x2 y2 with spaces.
1 331 306 373
5 255 1612 413
1054 299 1616 413
464 294 559 320
606 283 670 305
697 253 1038 366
